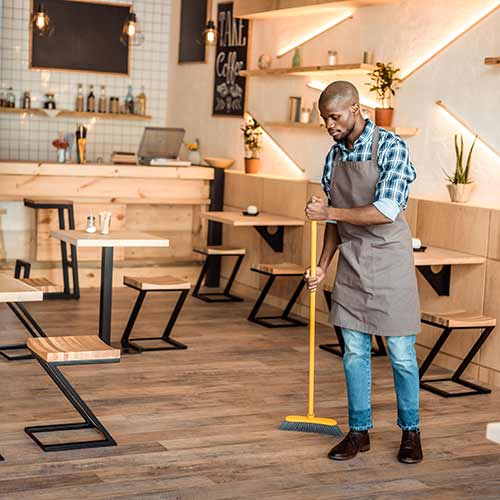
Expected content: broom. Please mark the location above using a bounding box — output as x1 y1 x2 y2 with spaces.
279 220 343 436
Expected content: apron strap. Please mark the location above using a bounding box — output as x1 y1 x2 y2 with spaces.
371 126 380 160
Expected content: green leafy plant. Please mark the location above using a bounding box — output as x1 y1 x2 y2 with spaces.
367 62 401 108
241 116 262 159
443 134 477 184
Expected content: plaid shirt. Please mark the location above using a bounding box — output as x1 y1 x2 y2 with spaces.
321 119 416 219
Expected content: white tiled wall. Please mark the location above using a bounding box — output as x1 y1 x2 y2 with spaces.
0 0 170 162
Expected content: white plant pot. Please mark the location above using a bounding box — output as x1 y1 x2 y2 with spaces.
447 183 475 203
188 150 201 165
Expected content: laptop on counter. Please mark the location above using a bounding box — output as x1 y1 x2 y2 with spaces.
137 127 191 166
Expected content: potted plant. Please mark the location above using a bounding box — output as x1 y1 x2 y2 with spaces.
241 116 262 174
367 62 401 127
443 134 477 203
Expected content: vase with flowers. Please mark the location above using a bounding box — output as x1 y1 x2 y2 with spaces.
185 138 201 164
241 116 262 174
367 62 401 127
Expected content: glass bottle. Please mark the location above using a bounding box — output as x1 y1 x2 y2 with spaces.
23 91 31 109
76 83 84 112
0 91 4 107
98 85 107 113
87 84 95 113
125 84 134 114
292 48 301 68
136 85 146 115
6 87 16 108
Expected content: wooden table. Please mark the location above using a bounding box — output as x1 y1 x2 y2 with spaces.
414 246 485 296
200 211 304 252
51 231 169 344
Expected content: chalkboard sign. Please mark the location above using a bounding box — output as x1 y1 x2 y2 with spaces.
30 0 130 75
178 0 207 63
212 2 249 117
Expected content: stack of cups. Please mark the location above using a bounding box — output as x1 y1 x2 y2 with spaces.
99 212 112 234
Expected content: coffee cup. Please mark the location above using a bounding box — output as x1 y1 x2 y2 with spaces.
246 205 258 215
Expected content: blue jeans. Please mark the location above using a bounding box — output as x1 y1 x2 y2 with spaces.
342 328 420 432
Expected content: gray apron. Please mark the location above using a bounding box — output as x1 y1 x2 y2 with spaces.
329 127 420 337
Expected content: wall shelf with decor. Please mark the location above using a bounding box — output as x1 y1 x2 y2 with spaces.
484 57 500 65
241 63 376 78
0 107 49 117
264 121 420 138
0 108 152 121
234 0 398 19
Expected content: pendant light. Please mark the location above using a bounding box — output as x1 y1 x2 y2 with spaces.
121 9 144 46
203 0 218 46
32 3 54 37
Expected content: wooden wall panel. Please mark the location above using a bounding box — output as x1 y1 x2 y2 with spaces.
480 259 500 372
224 173 264 210
488 210 500 260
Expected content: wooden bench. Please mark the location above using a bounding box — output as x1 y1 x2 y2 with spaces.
248 263 307 328
25 335 120 452
192 246 246 302
419 311 496 397
320 283 387 358
121 275 191 353
23 198 80 299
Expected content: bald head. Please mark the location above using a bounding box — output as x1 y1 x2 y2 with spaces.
319 81 359 108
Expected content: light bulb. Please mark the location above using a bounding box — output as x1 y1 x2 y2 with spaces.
35 13 46 30
206 29 215 44
127 22 136 37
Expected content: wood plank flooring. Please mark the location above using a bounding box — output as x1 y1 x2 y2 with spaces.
1 288 500 499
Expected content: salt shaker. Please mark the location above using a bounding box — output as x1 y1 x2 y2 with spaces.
85 214 96 233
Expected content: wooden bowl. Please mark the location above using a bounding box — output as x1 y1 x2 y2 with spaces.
203 157 235 168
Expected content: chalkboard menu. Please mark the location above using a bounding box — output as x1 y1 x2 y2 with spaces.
212 2 249 117
178 0 208 63
30 0 130 75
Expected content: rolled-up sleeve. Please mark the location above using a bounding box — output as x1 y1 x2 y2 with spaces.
373 137 416 221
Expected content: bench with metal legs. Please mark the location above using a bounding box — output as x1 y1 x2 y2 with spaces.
192 246 245 303
419 311 496 397
121 276 190 354
23 198 80 300
248 263 307 328
25 335 120 452
319 286 387 357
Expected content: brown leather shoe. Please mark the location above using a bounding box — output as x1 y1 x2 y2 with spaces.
328 430 370 460
398 430 423 464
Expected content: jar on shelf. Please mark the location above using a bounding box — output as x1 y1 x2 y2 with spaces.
44 93 56 109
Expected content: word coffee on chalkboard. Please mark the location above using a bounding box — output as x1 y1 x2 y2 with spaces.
212 2 249 117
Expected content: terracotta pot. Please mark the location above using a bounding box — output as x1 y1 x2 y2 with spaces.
447 183 475 203
245 157 260 174
375 108 394 127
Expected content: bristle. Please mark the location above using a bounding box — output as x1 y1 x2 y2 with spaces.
279 421 343 436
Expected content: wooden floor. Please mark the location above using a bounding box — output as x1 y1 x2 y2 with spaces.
1 288 500 499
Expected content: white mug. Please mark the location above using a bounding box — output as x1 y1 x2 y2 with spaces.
246 205 258 215
99 212 112 235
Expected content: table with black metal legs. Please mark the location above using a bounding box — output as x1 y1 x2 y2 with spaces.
0 275 44 460
51 231 170 344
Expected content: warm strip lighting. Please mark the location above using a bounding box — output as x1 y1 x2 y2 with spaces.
307 80 378 109
436 99 500 160
276 11 353 58
401 1 500 81
246 112 305 173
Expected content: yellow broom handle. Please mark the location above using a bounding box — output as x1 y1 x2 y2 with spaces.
308 221 317 418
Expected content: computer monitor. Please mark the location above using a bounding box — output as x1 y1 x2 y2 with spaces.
137 127 185 165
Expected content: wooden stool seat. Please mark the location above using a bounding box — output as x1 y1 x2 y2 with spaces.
252 263 304 276
420 310 497 397
20 277 60 294
24 198 74 208
27 335 120 363
194 245 246 256
421 310 496 328
124 275 191 291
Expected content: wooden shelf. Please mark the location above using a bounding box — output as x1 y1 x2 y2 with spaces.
240 63 375 78
234 0 398 19
485 57 500 66
264 121 420 138
56 111 152 121
0 107 48 117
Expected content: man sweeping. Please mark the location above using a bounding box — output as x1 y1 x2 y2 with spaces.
304 81 423 464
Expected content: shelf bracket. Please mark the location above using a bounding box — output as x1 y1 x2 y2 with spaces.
254 226 284 252
417 265 451 296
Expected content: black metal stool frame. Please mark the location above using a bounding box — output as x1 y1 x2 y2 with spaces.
419 318 495 397
248 268 307 328
192 253 244 303
25 354 118 452
121 287 190 353
319 289 387 357
23 200 80 300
